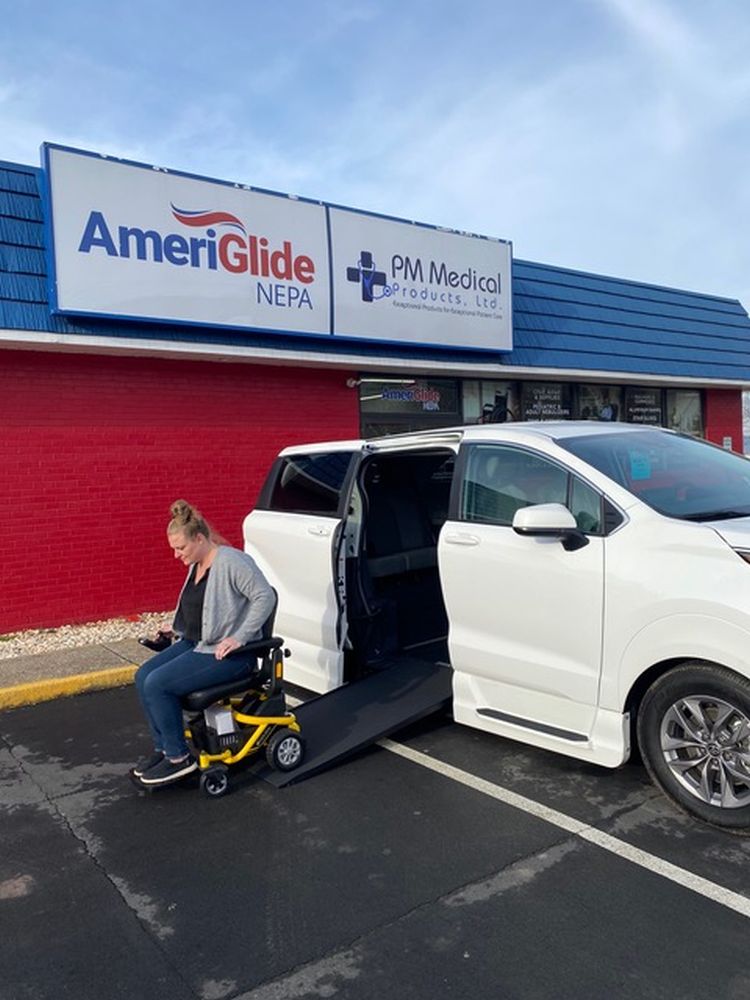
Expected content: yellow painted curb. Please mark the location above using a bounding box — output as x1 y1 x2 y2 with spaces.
0 665 138 710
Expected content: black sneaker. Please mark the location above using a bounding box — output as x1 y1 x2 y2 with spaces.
139 755 198 785
132 751 164 778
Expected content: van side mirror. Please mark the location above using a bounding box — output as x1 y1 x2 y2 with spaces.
512 503 590 551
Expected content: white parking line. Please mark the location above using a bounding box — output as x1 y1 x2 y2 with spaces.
380 738 750 920
286 692 750 918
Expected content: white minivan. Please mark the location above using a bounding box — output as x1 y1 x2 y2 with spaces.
244 422 750 831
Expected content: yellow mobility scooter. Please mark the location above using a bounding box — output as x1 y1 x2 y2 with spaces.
179 631 304 797
138 596 304 798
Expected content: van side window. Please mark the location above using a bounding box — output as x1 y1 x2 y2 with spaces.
570 477 602 533
460 445 606 534
461 446 567 526
269 452 354 516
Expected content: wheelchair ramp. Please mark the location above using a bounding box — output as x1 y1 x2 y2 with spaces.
259 658 453 787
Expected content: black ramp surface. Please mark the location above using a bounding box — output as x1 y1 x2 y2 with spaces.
261 658 453 786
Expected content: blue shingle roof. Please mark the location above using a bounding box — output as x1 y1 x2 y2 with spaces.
510 258 750 378
2 158 750 380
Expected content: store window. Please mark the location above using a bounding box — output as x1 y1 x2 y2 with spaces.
666 389 703 437
463 380 520 424
521 382 573 421
576 384 622 422
357 375 704 438
359 377 461 438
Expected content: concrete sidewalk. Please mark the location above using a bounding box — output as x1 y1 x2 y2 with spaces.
0 639 151 710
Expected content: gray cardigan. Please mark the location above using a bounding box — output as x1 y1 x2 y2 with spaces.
172 546 275 654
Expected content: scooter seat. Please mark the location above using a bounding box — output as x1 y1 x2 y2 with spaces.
183 675 264 712
181 635 284 713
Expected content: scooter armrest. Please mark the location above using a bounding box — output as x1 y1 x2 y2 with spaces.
227 636 284 658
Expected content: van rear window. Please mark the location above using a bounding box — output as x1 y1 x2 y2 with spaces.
268 452 355 516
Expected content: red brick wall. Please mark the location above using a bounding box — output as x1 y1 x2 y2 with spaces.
6 352 742 634
704 388 743 452
1 350 358 633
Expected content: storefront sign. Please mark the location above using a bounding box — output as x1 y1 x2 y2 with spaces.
43 144 512 352
522 382 572 420
44 145 330 336
625 387 663 425
329 208 511 349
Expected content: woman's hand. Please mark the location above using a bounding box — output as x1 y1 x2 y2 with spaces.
215 637 241 660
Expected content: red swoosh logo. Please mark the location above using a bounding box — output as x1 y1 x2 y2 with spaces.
171 206 246 231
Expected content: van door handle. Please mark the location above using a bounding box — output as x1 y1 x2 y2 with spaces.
307 525 332 537
444 532 480 546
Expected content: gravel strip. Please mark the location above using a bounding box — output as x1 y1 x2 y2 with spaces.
0 612 173 660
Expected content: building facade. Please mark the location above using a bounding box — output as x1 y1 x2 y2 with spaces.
2 147 749 632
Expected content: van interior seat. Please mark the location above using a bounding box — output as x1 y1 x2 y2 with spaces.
352 456 451 664
365 475 437 579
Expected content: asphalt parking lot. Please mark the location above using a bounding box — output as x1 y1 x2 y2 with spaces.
3 684 750 1000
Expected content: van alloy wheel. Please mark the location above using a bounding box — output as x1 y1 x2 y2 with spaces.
638 663 750 833
660 695 750 808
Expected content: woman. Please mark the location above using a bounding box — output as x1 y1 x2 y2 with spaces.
133 499 275 786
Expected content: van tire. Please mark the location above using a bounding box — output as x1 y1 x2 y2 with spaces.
637 663 750 833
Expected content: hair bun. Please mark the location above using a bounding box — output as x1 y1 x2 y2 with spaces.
170 499 193 524
167 499 210 541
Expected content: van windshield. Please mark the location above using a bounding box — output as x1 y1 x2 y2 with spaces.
559 430 750 521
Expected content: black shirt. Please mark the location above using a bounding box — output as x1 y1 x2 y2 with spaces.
179 565 209 643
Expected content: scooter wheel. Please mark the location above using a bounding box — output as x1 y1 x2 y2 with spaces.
266 729 305 772
200 766 229 798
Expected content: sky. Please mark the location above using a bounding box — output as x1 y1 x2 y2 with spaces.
2 0 750 308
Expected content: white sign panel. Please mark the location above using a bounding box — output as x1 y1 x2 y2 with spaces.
44 144 513 351
330 208 512 350
44 145 331 335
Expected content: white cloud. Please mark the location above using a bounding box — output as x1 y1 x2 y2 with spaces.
600 0 698 61
598 0 750 149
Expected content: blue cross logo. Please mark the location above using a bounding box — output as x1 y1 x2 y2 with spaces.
347 250 386 302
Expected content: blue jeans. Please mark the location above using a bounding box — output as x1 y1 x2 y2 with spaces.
134 639 252 758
